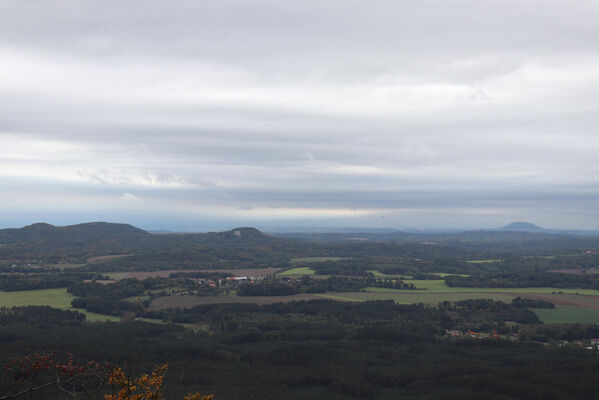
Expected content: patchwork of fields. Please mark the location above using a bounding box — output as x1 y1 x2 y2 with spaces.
3 270 599 325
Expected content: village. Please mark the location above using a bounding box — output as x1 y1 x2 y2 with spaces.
444 328 599 353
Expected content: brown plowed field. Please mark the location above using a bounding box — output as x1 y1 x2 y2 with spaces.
122 268 282 280
149 293 321 310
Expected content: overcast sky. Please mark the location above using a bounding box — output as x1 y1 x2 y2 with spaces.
1 0 598 231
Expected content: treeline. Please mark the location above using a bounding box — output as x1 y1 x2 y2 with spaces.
448 299 540 327
0 306 86 326
519 323 599 342
68 279 146 299
307 256 471 277
445 272 599 289
236 276 377 296
307 251 599 279
372 279 416 289
0 271 104 291
512 297 555 309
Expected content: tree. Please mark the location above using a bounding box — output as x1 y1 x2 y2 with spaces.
0 353 212 400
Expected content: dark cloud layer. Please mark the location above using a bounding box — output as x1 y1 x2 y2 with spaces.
0 1 598 229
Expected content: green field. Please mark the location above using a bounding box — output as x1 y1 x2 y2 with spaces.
0 288 75 308
533 306 599 324
395 280 599 295
0 288 120 322
290 257 345 265
277 267 316 277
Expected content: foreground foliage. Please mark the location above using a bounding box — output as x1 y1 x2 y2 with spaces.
0 353 212 400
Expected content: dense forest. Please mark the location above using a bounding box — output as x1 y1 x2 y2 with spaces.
2 301 599 399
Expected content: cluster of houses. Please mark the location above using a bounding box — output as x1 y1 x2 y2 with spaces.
444 329 507 341
444 329 599 352
191 275 266 289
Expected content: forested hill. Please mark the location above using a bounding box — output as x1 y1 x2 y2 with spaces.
0 222 281 262
0 222 149 244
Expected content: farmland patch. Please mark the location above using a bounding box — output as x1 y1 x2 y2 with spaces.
0 288 119 322
277 267 315 277
533 306 599 324
149 293 322 310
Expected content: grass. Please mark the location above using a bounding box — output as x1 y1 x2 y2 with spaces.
533 306 599 324
84 311 121 322
0 288 120 322
290 257 345 265
0 288 75 308
317 293 366 302
387 280 599 295
278 267 316 277
466 259 503 263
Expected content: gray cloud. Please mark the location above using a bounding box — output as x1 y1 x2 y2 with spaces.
0 0 598 229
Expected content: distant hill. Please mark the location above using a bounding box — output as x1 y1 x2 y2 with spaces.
209 227 270 241
0 222 280 263
1 220 597 267
0 222 149 244
500 222 544 232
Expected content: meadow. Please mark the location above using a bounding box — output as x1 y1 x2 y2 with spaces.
277 266 315 277
533 306 599 324
0 288 120 322
399 279 599 295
